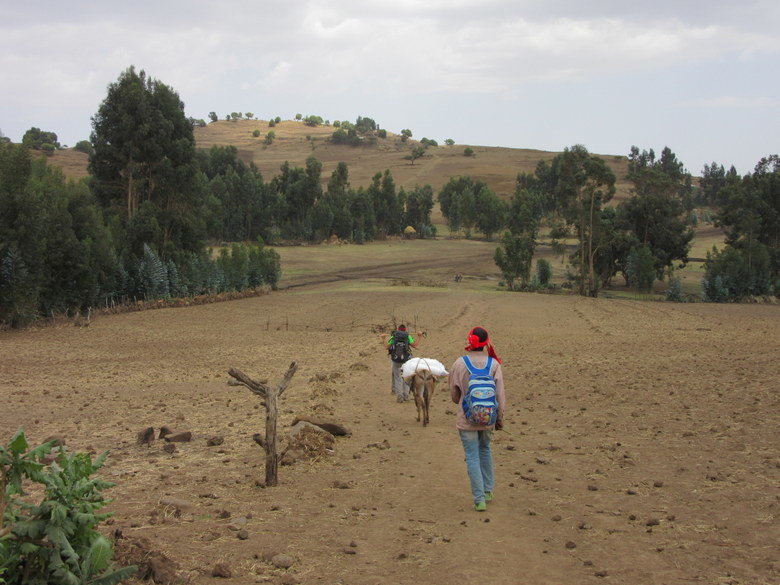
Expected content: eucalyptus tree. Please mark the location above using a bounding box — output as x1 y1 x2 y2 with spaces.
552 145 616 296
89 66 201 257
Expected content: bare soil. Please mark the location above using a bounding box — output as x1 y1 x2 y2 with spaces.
2 240 778 585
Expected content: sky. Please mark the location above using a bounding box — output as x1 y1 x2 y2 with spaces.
1 0 778 176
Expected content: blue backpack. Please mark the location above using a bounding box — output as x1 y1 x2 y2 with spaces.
461 356 498 425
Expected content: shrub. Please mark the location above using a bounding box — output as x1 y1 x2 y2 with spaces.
535 259 552 286
268 119 276 127
252 129 261 137
0 429 137 584
665 276 685 302
626 246 655 292
463 147 474 157
73 140 93 156
701 242 772 301
701 274 729 302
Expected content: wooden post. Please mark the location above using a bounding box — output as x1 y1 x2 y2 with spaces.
227 361 298 486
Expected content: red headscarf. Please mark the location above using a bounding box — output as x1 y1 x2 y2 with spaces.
465 326 502 363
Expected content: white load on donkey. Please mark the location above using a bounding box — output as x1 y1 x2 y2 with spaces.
401 358 448 426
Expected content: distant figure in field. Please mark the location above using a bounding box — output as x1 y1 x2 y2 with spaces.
454 273 463 283
449 326 505 511
380 324 420 402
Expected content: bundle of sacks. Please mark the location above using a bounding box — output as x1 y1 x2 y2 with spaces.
401 357 449 379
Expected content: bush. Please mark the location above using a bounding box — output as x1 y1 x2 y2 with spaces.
0 430 137 584
535 259 552 286
22 127 60 150
626 246 655 292
665 276 685 302
73 140 93 155
252 129 261 137
701 274 729 302
463 147 474 157
701 242 772 301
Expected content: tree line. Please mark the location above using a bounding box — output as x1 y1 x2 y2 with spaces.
0 67 440 327
442 145 778 300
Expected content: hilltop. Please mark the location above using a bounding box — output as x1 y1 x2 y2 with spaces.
47 118 634 201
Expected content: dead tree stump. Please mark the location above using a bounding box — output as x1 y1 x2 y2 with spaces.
228 361 298 487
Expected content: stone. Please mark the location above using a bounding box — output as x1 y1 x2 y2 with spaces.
163 431 192 443
271 553 295 569
211 563 232 578
137 427 155 445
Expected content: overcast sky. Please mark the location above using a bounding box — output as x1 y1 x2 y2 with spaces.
2 0 777 175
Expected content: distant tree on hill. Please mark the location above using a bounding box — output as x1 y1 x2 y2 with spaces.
408 146 426 165
295 113 302 121
445 138 455 146
400 129 412 142
304 115 323 127
22 127 60 150
245 112 254 119
463 147 474 157
355 116 377 133
269 118 276 127
208 111 218 123
73 140 94 155
699 161 728 205
265 131 275 145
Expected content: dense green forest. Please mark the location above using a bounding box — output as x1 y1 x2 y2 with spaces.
1 66 779 327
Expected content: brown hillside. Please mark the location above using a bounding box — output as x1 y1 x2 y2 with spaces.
194 120 633 202
45 119 633 201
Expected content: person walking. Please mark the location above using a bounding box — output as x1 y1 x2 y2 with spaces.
381 324 419 402
449 326 506 511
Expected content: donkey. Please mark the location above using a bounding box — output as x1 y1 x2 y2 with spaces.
410 370 437 426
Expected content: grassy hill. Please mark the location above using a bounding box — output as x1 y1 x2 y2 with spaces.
47 118 634 202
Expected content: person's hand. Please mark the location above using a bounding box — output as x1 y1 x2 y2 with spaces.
495 418 504 431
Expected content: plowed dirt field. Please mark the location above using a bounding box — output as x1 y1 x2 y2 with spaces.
2 239 778 585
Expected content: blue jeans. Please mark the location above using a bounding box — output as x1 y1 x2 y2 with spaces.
459 430 494 504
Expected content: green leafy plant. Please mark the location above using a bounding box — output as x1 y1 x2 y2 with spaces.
0 430 136 585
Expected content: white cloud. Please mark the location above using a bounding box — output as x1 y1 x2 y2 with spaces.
1 1 778 171
684 96 776 109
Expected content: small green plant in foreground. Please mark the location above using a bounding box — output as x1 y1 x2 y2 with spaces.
0 430 136 585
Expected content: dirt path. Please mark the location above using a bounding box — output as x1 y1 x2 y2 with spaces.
1 279 778 585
